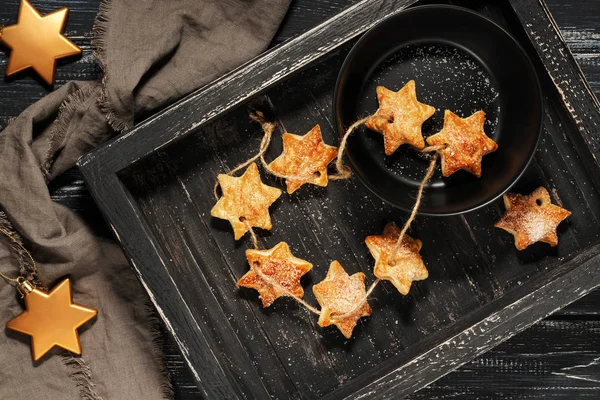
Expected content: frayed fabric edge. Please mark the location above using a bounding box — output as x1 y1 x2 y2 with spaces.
49 0 173 395
1 208 173 400
92 0 132 133
145 301 176 400
2 1 173 398
120 268 175 400
0 211 39 287
41 82 101 180
0 211 100 398
61 354 104 400
1 117 17 131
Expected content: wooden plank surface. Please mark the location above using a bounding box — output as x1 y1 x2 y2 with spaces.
1 0 599 398
104 0 600 397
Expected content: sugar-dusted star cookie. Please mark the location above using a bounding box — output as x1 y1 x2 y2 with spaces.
365 80 436 155
494 187 571 250
365 222 428 295
237 242 313 307
211 162 282 240
313 261 372 339
268 125 338 194
0 0 81 85
426 110 498 177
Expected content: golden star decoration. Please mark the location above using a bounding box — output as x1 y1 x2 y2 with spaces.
494 187 571 250
365 222 428 295
365 80 435 155
268 125 338 194
211 162 282 240
6 279 97 361
426 110 498 177
0 0 81 85
237 242 313 307
313 261 372 339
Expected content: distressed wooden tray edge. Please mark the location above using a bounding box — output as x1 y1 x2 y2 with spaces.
329 243 600 399
77 0 600 398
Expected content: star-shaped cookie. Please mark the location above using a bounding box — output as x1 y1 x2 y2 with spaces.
494 187 571 250
268 125 338 194
426 110 498 177
365 80 435 155
365 222 428 295
211 162 282 240
313 261 372 339
237 242 313 307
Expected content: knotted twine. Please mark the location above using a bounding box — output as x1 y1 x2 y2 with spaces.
214 112 444 320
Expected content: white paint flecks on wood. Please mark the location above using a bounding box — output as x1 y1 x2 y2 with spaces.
0 0 596 398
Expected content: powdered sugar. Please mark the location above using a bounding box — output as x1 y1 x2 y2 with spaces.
357 42 501 185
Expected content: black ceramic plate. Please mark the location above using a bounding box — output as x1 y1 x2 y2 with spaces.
334 5 542 215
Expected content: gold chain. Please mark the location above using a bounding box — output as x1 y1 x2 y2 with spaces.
0 227 37 285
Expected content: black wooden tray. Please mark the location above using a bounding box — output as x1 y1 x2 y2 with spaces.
78 0 600 398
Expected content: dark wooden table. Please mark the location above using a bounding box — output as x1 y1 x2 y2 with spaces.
1 0 599 398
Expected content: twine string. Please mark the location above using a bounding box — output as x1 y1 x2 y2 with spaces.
245 223 321 315
329 153 439 320
226 111 444 322
0 227 37 286
217 114 322 315
329 278 381 320
213 111 280 200
245 222 260 251
251 112 327 182
389 153 439 264
331 114 444 180
422 145 445 153
253 264 322 315
330 116 378 180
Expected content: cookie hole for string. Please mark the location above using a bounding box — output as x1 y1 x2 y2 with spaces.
387 116 395 124
252 261 260 268
536 199 543 206
239 216 247 222
313 171 322 178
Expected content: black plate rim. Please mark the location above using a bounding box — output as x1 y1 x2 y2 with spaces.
332 4 543 216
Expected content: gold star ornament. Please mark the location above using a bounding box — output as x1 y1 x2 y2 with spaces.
313 261 372 339
495 187 571 250
365 222 428 295
365 80 436 155
237 242 313 307
268 125 338 194
6 279 97 361
426 110 498 177
211 162 282 240
0 0 81 85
